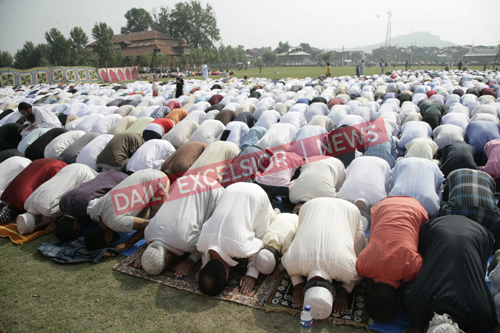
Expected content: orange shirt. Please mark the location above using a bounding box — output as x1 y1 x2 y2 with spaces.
356 196 428 288
166 109 188 124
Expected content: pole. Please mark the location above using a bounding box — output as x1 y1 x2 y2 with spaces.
342 45 344 66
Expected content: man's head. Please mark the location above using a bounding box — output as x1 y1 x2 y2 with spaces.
142 241 172 275
198 259 228 296
327 63 330 66
204 60 207 64
304 278 335 319
255 246 280 275
84 226 119 251
365 281 402 322
244 76 248 79
18 102 35 122
292 201 306 215
55 216 83 243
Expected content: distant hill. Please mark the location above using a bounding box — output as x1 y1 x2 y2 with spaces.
327 32 457 53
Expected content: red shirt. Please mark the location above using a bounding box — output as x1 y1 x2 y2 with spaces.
152 118 174 134
356 196 428 288
1 158 67 210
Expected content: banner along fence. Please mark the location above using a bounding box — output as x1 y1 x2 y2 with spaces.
0 66 139 87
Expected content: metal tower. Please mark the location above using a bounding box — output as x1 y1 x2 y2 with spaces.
385 10 392 49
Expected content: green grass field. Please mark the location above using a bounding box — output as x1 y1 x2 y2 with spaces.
0 234 368 332
143 65 487 83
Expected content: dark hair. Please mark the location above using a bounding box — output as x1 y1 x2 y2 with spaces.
18 102 32 111
365 282 402 322
327 63 330 66
305 278 334 295
55 216 82 243
84 227 107 251
198 259 227 296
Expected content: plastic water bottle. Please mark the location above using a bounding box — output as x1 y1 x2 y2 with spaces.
300 304 313 333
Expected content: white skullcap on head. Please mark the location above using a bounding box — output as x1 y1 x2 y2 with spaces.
255 248 276 275
17 212 36 235
360 216 369 232
303 286 334 320
427 313 461 333
141 241 167 276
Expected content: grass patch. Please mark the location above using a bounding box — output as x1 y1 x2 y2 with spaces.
124 65 487 84
0 234 368 332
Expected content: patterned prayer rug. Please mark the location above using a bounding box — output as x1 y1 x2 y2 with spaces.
263 271 369 328
112 244 274 308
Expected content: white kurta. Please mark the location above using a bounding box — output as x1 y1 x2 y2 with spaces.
126 139 176 172
219 121 249 145
90 114 122 134
282 198 366 292
20 107 62 138
262 213 299 254
289 156 346 204
43 130 86 159
144 178 224 261
197 183 275 278
24 164 98 217
0 156 32 197
256 123 297 150
337 156 391 207
76 134 114 171
163 119 199 149
188 119 225 145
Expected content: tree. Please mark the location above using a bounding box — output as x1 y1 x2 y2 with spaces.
206 48 220 66
0 51 13 67
151 6 170 35
189 48 204 68
275 41 290 54
120 8 153 33
14 42 50 69
139 51 152 68
69 26 90 66
321 51 332 63
128 54 137 66
262 49 276 64
92 22 115 68
237 45 247 63
45 28 71 66
224 45 237 65
111 49 125 67
299 43 311 52
155 54 171 68
169 0 220 50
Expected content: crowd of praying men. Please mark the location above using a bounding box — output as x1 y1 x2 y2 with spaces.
1 68 500 332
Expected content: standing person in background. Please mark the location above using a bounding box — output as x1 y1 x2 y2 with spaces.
175 77 184 98
457 60 463 70
326 63 331 77
152 76 160 97
463 61 468 70
259 65 262 74
359 60 365 76
381 61 385 74
202 60 209 80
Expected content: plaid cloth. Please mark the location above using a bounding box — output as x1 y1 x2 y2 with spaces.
150 106 171 119
363 136 397 168
440 169 500 237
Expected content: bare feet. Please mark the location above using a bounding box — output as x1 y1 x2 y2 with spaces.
115 243 130 253
333 287 349 315
292 283 305 308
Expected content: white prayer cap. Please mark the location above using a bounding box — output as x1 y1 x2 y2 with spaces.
17 212 35 235
141 241 166 276
255 249 276 275
427 313 461 333
360 216 369 232
303 286 334 320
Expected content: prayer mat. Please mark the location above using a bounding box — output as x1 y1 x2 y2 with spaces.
0 223 52 244
113 244 274 308
263 271 369 329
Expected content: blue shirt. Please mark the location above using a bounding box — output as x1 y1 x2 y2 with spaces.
465 121 500 155
389 157 444 217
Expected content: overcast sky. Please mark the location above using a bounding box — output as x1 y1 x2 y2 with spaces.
1 0 499 55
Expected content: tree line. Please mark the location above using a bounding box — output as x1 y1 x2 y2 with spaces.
0 0 324 70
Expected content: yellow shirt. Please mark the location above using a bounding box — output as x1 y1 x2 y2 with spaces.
326 66 331 75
